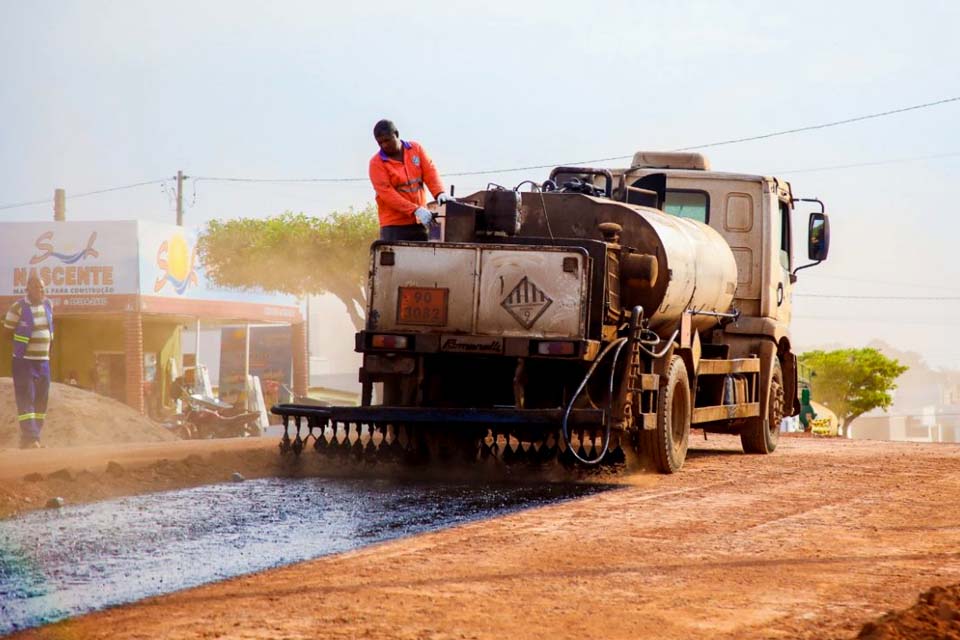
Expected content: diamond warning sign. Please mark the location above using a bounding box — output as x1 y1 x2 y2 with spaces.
501 276 553 329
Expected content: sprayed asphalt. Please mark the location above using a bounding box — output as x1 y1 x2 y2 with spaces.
0 476 612 635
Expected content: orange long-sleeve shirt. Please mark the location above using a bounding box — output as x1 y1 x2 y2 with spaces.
368 140 444 228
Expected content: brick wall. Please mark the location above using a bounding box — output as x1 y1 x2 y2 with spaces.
124 311 145 414
291 321 308 398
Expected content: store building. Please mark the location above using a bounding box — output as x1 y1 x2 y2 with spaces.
0 220 306 415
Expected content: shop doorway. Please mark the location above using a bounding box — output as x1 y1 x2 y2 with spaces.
94 352 126 402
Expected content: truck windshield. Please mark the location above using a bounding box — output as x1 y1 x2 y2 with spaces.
664 190 709 223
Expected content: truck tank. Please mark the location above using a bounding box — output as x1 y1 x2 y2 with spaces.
464 191 739 335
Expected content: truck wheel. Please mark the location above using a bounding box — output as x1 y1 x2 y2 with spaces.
741 358 783 454
640 355 690 474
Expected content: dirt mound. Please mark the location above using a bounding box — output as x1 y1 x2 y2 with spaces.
858 584 960 639
0 377 176 448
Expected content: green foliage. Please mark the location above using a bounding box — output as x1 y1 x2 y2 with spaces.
799 348 908 434
197 206 379 329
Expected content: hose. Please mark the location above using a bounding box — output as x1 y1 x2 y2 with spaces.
560 336 629 465
638 329 679 359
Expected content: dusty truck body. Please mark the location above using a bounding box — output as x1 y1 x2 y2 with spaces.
273 151 830 472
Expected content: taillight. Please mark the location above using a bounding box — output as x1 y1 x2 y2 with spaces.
536 341 576 356
370 334 410 350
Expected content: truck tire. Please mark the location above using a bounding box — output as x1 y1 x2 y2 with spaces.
741 358 783 454
640 355 691 474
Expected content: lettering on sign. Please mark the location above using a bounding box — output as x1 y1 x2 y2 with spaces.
440 336 504 354
11 231 116 295
30 231 99 265
397 287 448 326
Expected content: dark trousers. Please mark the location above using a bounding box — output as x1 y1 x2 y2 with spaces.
13 358 50 443
380 224 428 242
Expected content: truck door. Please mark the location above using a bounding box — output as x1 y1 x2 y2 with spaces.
773 197 793 325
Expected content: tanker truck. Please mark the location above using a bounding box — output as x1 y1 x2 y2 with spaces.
273 151 831 473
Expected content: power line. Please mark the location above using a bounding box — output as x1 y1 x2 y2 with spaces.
802 273 960 292
853 413 960 419
127 96 960 184
445 96 960 176
0 179 167 212
193 175 367 184
777 151 960 175
794 315 955 327
674 95 960 151
797 294 960 300
3 94 959 210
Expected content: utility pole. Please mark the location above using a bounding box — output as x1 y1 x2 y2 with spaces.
53 188 66 221
175 170 188 225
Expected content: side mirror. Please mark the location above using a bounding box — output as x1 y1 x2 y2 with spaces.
808 212 830 261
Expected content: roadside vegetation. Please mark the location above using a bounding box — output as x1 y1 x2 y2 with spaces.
197 207 378 331
800 348 908 437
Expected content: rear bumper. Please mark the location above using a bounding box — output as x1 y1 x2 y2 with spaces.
356 331 598 359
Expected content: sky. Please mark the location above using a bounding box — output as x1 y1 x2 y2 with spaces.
1 0 959 371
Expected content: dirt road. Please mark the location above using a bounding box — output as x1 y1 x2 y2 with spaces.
5 435 960 639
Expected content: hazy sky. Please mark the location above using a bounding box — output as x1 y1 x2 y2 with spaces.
2 0 959 370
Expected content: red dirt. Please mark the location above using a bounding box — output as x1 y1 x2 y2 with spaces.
857 584 960 639
3 434 960 639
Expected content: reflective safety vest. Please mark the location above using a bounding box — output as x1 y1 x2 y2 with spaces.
12 298 54 360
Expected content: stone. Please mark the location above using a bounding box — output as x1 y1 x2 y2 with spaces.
47 468 73 482
184 454 204 467
231 472 246 483
45 497 64 509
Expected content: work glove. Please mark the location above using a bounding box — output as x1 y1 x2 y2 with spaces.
414 206 433 226
437 192 454 206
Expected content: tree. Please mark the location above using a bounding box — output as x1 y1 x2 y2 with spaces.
799 348 908 437
197 207 379 330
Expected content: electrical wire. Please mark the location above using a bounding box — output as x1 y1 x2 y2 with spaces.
673 96 960 151
193 175 367 184
3 95 958 212
793 315 956 326
777 151 960 175
796 294 960 300
802 273 960 292
444 95 960 176
0 179 167 211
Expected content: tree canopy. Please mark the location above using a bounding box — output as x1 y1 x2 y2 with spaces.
799 348 908 436
196 207 379 330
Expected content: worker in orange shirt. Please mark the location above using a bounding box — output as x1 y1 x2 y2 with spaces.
368 119 451 241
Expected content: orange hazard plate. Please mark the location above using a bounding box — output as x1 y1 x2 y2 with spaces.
397 287 449 326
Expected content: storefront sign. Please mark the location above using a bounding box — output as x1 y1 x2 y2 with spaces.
0 221 298 319
0 222 139 298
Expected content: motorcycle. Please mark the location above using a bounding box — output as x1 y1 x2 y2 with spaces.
164 378 263 439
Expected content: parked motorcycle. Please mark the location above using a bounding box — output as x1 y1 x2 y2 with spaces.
165 377 262 439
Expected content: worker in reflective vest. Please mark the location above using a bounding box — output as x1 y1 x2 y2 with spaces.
368 119 451 241
3 275 54 448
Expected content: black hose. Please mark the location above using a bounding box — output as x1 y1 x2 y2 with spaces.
560 337 629 465
638 329 679 359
